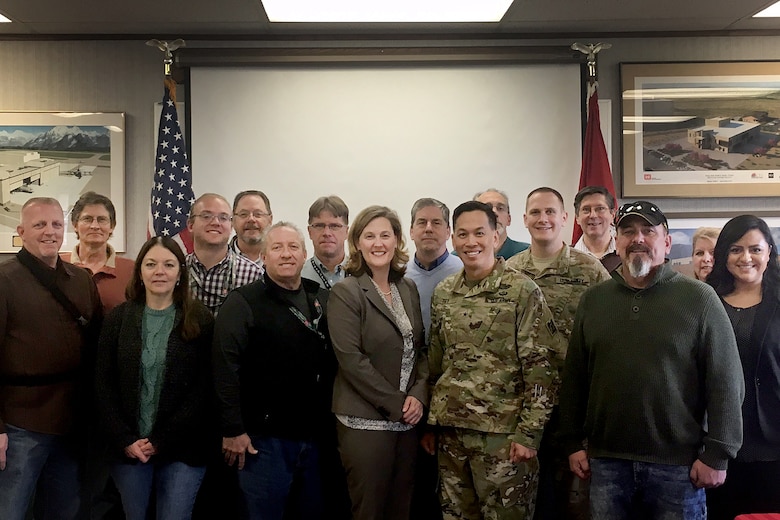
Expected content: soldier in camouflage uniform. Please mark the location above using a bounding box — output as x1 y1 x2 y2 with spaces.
507 187 611 520
423 201 563 520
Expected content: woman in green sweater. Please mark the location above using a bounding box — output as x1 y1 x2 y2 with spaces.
95 236 214 520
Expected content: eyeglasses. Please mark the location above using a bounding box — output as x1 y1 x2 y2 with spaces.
484 202 509 213
309 223 345 232
78 215 111 225
578 205 610 216
234 211 271 220
192 212 231 223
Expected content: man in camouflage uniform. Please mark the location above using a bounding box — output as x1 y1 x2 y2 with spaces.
507 187 611 520
424 200 562 520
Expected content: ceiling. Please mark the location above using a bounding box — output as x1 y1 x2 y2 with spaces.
2 0 780 38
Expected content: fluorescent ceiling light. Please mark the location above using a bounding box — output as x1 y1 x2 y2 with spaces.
261 0 514 22
754 1 780 17
0 13 11 23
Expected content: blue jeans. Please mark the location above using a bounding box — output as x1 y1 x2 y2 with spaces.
0 424 80 520
238 435 322 520
589 458 706 520
111 460 206 520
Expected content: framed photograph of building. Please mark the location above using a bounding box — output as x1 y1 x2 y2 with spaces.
621 61 780 198
0 111 125 253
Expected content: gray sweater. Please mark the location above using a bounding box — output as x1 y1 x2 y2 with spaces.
558 262 745 470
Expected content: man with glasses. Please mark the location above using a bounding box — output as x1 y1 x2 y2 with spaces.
230 190 273 266
473 188 529 260
301 196 349 290
559 201 744 520
572 186 620 271
186 193 262 316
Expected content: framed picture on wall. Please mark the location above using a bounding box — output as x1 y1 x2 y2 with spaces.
666 211 780 267
0 111 125 253
621 61 780 198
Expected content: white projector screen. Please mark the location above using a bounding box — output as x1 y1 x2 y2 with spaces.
189 64 582 250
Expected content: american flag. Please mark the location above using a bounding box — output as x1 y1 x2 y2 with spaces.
148 82 195 253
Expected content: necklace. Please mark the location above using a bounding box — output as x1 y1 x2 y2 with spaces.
379 288 391 296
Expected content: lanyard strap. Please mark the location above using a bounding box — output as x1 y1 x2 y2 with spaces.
310 258 333 290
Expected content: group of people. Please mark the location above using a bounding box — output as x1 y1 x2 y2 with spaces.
0 184 777 520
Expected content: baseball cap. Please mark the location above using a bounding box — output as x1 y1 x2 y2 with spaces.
615 201 668 229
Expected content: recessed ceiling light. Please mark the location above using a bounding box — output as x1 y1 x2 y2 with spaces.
0 13 11 23
754 1 780 17
261 0 514 23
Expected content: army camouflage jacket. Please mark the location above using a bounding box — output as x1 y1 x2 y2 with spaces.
427 258 563 449
506 243 611 343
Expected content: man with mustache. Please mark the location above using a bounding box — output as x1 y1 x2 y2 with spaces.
558 201 745 520
230 190 273 267
301 196 349 290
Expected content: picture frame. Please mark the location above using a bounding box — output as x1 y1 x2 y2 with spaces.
666 211 780 266
0 111 125 253
621 61 780 198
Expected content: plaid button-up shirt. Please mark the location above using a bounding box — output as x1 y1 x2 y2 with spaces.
186 249 263 316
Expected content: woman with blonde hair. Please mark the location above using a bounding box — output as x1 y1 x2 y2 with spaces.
691 226 720 281
327 205 428 520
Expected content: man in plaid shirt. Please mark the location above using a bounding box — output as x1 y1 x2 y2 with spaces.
186 193 263 316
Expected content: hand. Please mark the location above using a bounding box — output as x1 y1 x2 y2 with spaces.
689 459 726 488
0 433 7 470
222 434 257 470
420 432 437 455
124 438 155 463
568 450 591 480
402 396 424 425
509 442 537 463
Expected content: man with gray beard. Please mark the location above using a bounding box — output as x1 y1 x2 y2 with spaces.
558 201 745 520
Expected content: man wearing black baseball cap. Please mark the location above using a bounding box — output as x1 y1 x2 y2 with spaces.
558 200 745 519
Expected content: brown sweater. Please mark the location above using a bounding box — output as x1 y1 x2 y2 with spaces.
0 253 102 435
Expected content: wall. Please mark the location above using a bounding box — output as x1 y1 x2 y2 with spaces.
1 35 779 260
0 40 160 261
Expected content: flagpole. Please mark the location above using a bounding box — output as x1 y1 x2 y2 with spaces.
570 42 617 246
146 39 196 253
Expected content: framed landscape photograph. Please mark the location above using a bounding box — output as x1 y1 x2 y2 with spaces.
621 61 780 198
666 211 780 269
0 111 125 252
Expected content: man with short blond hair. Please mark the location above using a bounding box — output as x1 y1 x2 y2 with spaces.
507 186 610 520
0 197 102 520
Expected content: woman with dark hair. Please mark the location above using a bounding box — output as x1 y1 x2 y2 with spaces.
95 236 215 520
61 191 134 312
326 205 429 520
706 214 780 519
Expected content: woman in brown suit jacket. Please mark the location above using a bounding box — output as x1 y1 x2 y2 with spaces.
327 205 429 520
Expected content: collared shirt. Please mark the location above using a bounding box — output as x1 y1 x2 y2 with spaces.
413 250 451 271
229 236 265 273
61 243 135 313
187 248 263 316
573 230 616 259
301 255 347 290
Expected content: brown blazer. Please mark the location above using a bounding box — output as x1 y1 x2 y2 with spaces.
327 273 429 422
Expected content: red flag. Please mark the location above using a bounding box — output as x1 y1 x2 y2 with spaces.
148 78 195 253
572 84 617 245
